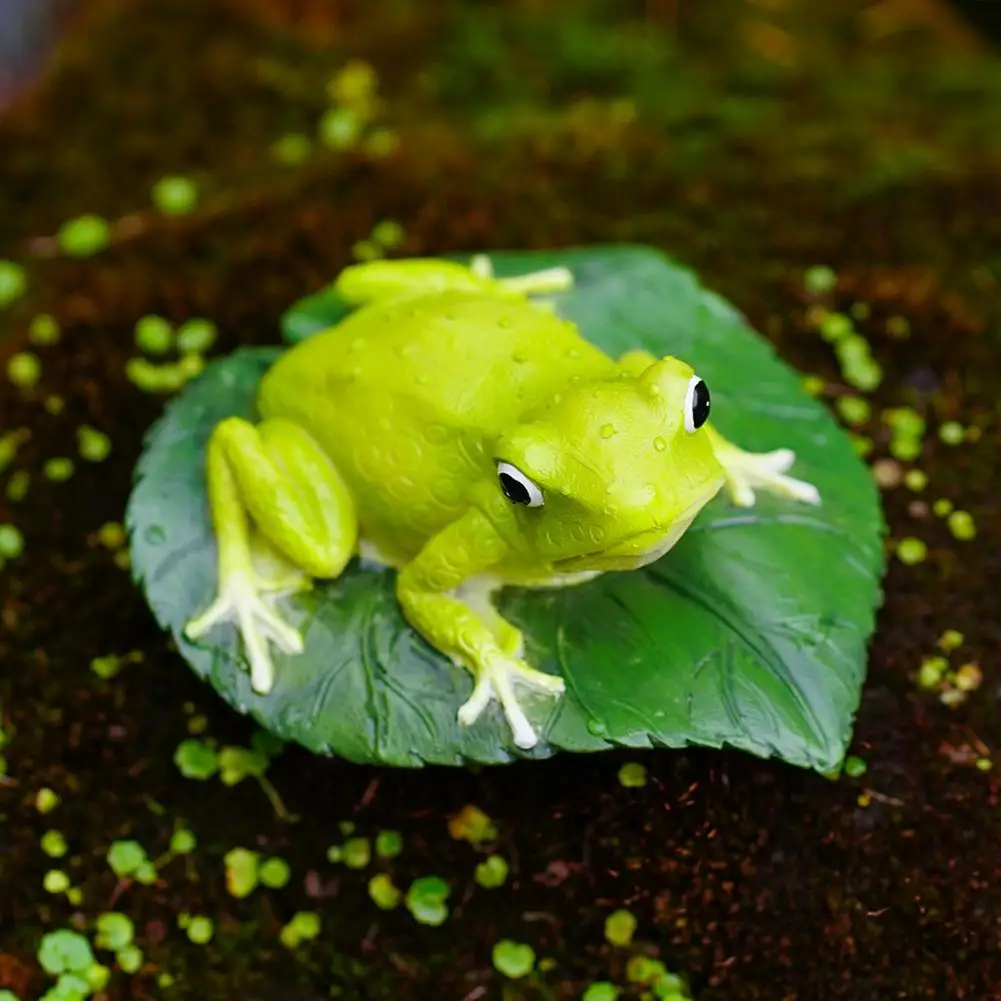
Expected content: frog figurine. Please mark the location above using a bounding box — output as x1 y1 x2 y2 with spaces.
184 254 820 750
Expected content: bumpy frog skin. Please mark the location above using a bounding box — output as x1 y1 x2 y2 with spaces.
185 255 820 750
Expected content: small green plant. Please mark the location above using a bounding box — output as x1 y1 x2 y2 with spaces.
37 929 97 992
368 873 403 910
0 260 26 307
173 738 219 779
179 914 214 945
94 913 134 951
107 840 157 883
169 828 196 854
151 176 198 215
617 762 647 788
279 911 321 949
582 983 621 1001
492 939 536 979
604 909 638 947
474 854 509 889
224 848 260 898
57 215 110 257
40 830 68 858
448 805 497 845
405 876 451 926
259 856 291 889
374 830 403 858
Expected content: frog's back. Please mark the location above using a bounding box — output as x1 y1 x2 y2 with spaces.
258 290 616 558
261 290 615 432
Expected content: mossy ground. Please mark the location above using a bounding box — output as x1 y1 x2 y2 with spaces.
1 0 1000 998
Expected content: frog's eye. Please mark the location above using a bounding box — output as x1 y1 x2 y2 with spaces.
497 461 544 507
684 375 711 433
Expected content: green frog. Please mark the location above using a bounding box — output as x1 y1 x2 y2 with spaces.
185 255 820 749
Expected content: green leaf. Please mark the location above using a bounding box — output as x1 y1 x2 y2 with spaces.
169 828 196 854
95 912 135 951
115 944 143 975
368 873 403 910
259 856 291 888
374 829 403 858
492 939 536 979
604 908 638 946
279 287 352 344
37 930 95 976
224 848 260 898
107 840 147 877
474 854 509 889
173 738 219 779
127 246 884 772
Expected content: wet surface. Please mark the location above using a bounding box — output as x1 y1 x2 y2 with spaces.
1 1 1000 998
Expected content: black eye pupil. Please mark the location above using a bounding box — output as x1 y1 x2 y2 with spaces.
499 471 531 504
692 380 711 429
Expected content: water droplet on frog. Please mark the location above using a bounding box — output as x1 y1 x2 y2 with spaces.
512 351 527 363
144 525 167 545
600 423 617 439
349 337 363 352
654 436 667 452
567 348 580 358
587 718 609 737
499 317 513 329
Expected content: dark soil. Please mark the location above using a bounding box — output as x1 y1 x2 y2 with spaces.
1 1 1000 999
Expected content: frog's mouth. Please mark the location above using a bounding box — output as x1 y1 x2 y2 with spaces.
551 480 723 574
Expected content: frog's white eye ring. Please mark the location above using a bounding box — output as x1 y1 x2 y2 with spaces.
684 375 711 433
497 461 544 507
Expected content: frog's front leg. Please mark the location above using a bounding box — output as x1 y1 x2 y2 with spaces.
396 509 563 749
701 425 820 507
454 575 525 660
618 348 821 507
334 256 573 307
184 416 358 693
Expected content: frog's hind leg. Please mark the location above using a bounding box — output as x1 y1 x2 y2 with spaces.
467 253 574 297
184 416 358 694
617 348 820 507
333 256 573 308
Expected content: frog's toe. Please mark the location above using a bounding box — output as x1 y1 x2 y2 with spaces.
469 253 493 278
723 448 821 508
774 473 821 506
184 584 304 694
457 658 565 749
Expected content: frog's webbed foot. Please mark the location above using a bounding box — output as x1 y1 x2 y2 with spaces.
335 256 572 309
185 560 305 694
457 656 565 750
185 416 358 694
470 253 574 299
707 427 820 508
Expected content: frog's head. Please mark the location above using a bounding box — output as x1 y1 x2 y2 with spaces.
490 356 726 573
